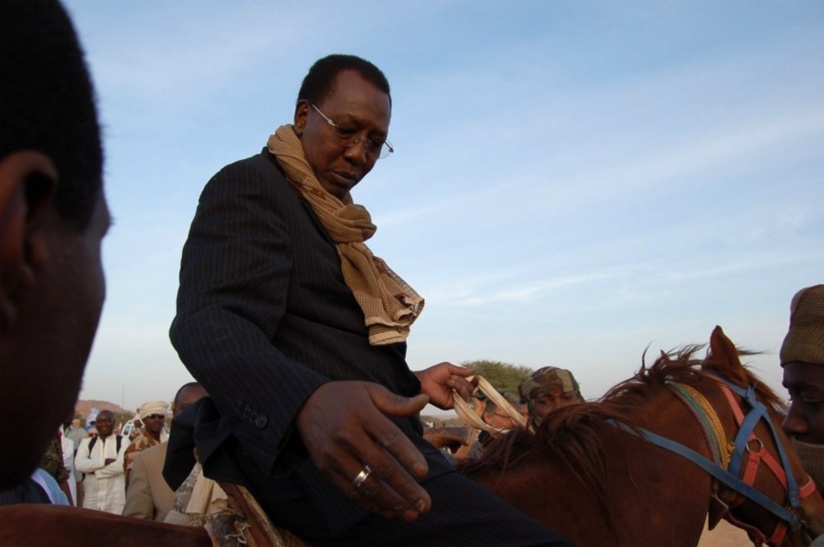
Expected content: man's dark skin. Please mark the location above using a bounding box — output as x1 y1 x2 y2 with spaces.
94 410 117 465
141 414 165 442
783 362 824 444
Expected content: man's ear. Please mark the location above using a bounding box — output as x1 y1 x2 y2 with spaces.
293 100 310 136
0 150 58 333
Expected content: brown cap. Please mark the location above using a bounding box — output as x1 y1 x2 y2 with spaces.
780 284 824 367
518 366 582 401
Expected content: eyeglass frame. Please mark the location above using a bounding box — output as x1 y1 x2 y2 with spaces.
309 103 394 160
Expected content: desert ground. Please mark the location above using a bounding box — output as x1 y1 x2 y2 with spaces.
698 519 753 546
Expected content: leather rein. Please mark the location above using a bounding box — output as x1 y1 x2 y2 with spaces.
612 373 817 545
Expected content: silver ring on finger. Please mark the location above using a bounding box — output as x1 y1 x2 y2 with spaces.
352 465 372 489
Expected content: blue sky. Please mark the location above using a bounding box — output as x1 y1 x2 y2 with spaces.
63 1 824 414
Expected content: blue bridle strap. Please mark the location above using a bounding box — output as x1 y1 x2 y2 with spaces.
727 387 766 477
609 420 801 529
711 376 801 509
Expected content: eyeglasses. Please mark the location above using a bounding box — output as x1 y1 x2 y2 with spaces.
310 103 393 160
144 414 165 420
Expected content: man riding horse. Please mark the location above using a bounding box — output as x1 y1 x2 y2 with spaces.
165 54 573 546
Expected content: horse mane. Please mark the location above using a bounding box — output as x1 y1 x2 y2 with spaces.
459 403 624 508
460 340 787 500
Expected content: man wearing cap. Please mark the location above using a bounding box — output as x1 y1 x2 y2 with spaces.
780 284 824 489
123 401 169 482
518 367 584 428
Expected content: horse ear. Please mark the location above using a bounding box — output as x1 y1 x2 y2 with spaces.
706 326 748 386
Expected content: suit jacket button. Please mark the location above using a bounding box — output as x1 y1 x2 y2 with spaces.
255 415 268 429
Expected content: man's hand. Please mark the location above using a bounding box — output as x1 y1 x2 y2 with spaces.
295 381 431 521
415 362 474 409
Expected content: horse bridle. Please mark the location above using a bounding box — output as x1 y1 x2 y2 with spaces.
611 374 817 545
706 376 817 545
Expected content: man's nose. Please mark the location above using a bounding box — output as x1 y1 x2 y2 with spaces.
782 402 808 437
343 139 370 164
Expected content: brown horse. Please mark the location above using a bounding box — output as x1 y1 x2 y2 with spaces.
461 326 824 546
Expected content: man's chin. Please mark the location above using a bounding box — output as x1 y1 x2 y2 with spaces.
320 172 359 200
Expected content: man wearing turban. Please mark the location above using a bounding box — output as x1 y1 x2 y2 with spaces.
123 401 169 482
518 366 584 428
780 284 824 489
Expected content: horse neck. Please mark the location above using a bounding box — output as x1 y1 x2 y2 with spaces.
467 394 715 547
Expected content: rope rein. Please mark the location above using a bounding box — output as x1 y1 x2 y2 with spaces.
666 381 732 470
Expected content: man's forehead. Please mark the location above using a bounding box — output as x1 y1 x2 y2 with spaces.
536 390 569 399
784 361 824 387
319 72 390 120
177 385 207 404
326 69 386 97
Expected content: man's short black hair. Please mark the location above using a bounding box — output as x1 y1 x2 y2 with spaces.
0 0 103 230
297 54 391 108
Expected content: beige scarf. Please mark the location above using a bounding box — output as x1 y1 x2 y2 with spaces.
266 125 424 346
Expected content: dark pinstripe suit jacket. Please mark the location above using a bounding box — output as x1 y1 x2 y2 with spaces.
167 150 451 533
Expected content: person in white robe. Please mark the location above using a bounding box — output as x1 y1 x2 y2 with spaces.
75 410 130 514
59 429 77 505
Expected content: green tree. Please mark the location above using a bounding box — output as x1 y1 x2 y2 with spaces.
461 360 533 394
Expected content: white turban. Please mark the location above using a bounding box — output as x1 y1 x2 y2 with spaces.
138 400 170 420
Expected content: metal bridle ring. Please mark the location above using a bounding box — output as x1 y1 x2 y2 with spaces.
745 437 764 454
352 465 372 489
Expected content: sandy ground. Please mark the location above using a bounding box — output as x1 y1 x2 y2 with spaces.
697 519 753 546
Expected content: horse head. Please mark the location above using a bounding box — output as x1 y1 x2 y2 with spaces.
699 326 824 545
463 326 824 546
